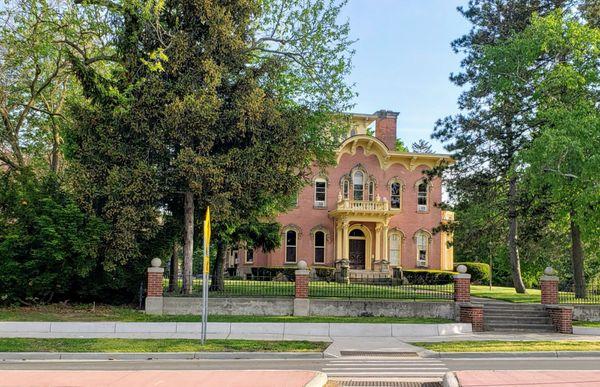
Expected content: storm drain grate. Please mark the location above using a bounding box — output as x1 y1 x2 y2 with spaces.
339 351 419 357
340 381 441 387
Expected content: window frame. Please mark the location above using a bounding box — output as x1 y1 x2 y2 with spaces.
353 170 364 201
390 182 402 209
285 230 297 263
342 179 350 200
314 231 326 264
368 181 375 201
415 231 430 266
417 181 428 212
388 232 401 266
314 178 327 208
245 248 254 264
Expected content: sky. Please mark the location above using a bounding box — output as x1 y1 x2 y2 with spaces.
341 0 471 153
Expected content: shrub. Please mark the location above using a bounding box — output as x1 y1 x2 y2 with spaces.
454 262 491 285
313 266 336 281
400 269 456 285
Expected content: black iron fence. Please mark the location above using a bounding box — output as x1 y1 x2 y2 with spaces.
559 277 600 305
164 273 295 298
309 272 454 300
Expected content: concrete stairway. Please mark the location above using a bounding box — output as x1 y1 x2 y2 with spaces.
482 301 556 332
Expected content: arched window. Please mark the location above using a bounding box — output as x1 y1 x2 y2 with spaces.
342 179 350 200
390 182 401 209
314 178 327 207
415 231 430 267
353 171 364 201
417 182 428 211
389 233 401 266
368 181 375 201
285 230 297 263
314 231 325 264
350 128 357 136
349 229 365 237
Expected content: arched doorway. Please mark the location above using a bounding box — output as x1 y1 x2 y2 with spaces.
348 228 366 269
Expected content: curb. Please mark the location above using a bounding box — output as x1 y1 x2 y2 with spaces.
422 351 600 359
305 371 328 387
0 351 325 361
442 371 459 387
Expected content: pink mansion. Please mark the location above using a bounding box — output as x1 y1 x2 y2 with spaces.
230 110 455 274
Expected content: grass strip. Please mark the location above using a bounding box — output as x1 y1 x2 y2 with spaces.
413 340 600 352
0 304 451 323
0 338 328 353
470 285 541 303
573 321 600 328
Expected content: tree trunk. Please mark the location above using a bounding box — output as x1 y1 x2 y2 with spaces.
570 209 586 299
210 240 226 291
168 241 179 293
182 191 194 294
507 176 527 293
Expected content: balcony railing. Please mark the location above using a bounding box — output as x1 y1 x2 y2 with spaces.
336 199 389 212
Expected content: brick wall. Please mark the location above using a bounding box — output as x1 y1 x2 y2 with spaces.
454 275 471 303
547 306 573 334
459 304 484 332
295 271 309 298
541 277 559 305
147 269 164 297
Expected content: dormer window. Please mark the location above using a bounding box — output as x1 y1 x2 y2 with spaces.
353 171 364 200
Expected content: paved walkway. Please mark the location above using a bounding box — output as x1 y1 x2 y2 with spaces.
0 370 327 387
455 370 600 386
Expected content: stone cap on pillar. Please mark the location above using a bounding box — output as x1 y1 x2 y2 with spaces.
295 260 310 276
545 305 573 311
540 266 558 282
148 258 164 273
453 264 470 279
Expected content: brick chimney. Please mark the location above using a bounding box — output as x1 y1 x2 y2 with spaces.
374 110 399 150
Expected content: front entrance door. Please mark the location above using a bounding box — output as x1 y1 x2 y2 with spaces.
349 239 366 269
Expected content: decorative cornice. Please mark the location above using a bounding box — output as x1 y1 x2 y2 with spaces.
336 135 453 171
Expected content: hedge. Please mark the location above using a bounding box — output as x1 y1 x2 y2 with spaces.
397 269 456 285
250 267 296 280
454 262 491 285
313 267 336 281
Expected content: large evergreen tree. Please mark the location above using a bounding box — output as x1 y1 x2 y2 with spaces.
433 0 571 292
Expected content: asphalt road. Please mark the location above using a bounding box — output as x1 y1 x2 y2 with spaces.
0 358 599 371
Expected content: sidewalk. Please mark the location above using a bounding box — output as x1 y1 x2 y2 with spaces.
0 370 327 387
453 370 600 387
0 321 472 340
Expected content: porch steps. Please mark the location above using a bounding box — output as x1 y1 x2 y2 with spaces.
481 302 556 332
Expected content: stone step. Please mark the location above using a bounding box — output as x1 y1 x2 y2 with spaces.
484 306 546 313
484 311 549 319
485 316 550 324
485 322 555 332
484 308 548 315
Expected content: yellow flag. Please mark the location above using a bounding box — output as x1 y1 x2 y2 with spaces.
203 207 211 274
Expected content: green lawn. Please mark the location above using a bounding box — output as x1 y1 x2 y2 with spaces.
413 340 600 352
166 279 454 301
573 321 600 328
470 285 541 303
0 304 451 323
0 338 328 352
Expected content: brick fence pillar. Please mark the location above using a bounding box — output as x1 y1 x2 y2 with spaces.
547 305 573 334
294 260 310 316
145 258 164 315
459 303 485 332
540 266 559 305
454 264 471 303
